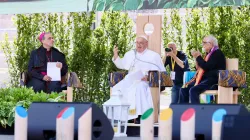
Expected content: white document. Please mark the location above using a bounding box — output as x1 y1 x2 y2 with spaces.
47 62 61 81
127 70 145 82
112 70 145 92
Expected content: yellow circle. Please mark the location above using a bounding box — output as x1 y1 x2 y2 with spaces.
159 108 173 121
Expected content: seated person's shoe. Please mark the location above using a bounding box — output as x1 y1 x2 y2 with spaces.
128 119 134 123
134 115 141 124
134 119 140 124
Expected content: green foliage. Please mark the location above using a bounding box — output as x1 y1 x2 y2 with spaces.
231 6 250 105
14 14 43 79
92 0 250 10
169 9 183 50
0 34 18 87
185 8 208 70
100 11 135 72
247 104 250 112
70 12 96 102
186 8 208 53
0 87 65 128
162 10 171 48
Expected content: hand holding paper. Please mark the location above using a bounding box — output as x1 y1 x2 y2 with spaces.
47 62 61 81
43 75 51 82
56 62 63 69
141 75 148 81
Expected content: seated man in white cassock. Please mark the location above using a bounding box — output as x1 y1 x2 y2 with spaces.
104 35 166 124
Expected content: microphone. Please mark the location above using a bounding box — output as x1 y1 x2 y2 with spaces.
134 49 161 71
134 49 137 55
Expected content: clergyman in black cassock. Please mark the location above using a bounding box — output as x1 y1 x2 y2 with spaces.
27 32 68 93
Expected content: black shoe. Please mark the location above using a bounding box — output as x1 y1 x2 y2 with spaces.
128 119 134 123
134 115 141 124
134 119 140 124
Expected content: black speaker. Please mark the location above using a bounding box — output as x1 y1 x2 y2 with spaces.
170 104 249 140
221 114 250 140
27 102 114 140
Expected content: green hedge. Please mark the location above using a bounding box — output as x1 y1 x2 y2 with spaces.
0 87 65 128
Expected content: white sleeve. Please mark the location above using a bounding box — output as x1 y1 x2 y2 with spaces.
155 54 166 72
112 51 134 70
112 56 124 69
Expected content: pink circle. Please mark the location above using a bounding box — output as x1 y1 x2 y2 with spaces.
181 108 195 121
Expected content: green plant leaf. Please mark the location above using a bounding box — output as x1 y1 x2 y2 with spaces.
176 0 187 8
187 0 198 8
110 2 124 11
96 1 105 11
47 98 56 102
148 0 155 5
104 0 112 6
199 0 210 6
158 0 168 8
124 0 139 10
147 0 158 8
163 2 174 8
137 0 143 9
16 101 25 107
7 111 14 127
104 0 113 10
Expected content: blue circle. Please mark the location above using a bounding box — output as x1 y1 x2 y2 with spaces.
62 107 75 119
212 109 227 122
16 106 27 118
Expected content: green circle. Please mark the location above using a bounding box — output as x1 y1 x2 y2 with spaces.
141 108 154 120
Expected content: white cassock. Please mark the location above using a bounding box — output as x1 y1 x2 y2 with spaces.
106 48 166 121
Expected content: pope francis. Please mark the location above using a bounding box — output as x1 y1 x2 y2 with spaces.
104 35 166 123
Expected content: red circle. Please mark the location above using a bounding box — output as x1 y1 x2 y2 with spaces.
181 108 195 121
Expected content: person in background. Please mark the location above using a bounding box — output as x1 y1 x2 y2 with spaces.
179 35 226 104
163 42 190 103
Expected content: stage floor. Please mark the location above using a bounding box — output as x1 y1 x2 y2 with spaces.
0 135 159 140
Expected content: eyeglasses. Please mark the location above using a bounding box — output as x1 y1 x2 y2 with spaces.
136 42 144 45
202 41 211 45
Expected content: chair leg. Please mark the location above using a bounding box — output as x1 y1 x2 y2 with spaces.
150 87 159 123
67 87 73 102
218 86 233 104
233 94 238 104
215 95 218 104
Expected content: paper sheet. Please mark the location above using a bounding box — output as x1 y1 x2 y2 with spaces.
127 70 145 81
47 62 61 81
112 70 145 92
